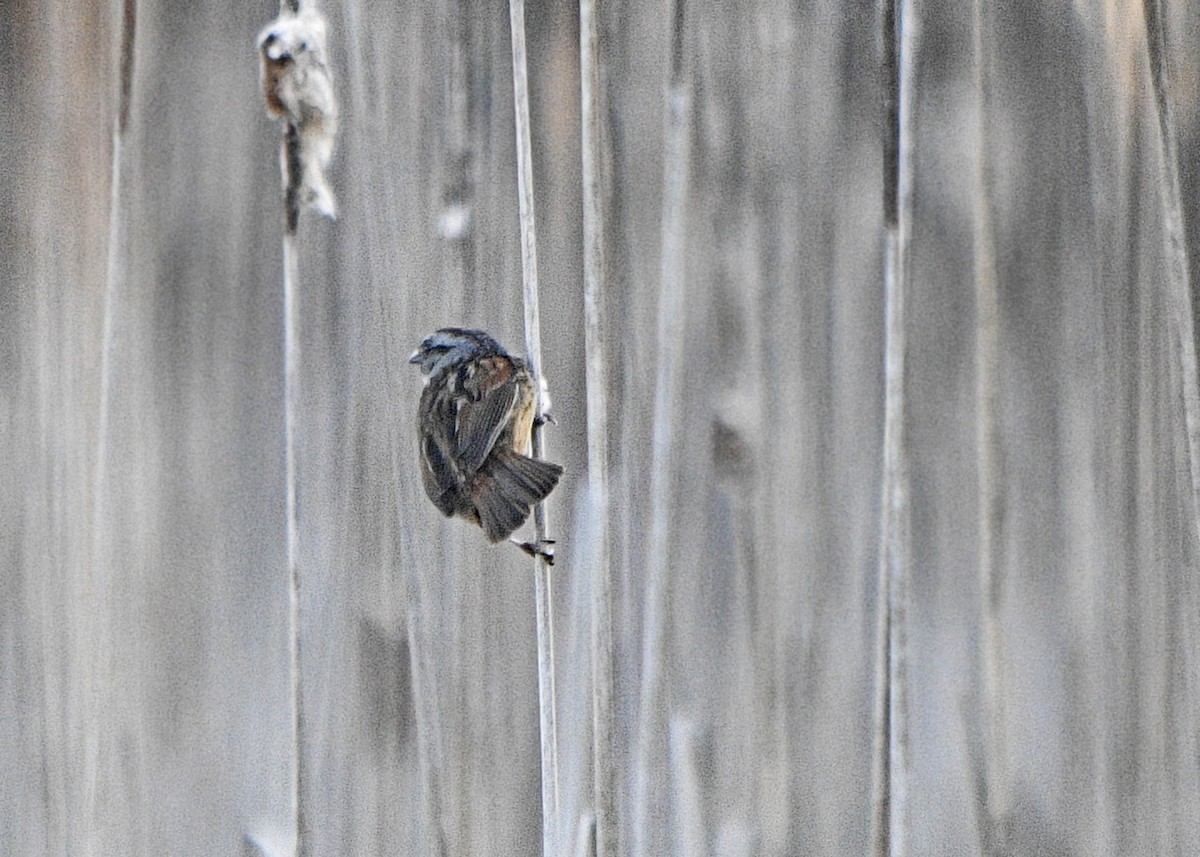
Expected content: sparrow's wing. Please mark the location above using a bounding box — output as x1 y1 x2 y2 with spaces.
419 431 459 517
454 356 519 475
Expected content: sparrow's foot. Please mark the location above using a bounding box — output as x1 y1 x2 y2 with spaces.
534 410 557 428
511 537 556 565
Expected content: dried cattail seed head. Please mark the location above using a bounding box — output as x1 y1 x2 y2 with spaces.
257 8 339 219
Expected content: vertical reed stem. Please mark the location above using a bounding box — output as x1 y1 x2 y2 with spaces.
1143 0 1200 546
1142 9 1200 829
580 1 616 855
281 121 306 857
274 0 305 834
87 1 137 849
871 0 917 854
507 0 560 851
971 1 1008 850
632 2 688 854
267 1 310 850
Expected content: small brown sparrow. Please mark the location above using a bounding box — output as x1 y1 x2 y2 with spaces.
410 329 562 559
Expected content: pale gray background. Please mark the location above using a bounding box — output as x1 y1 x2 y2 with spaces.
3 1 1200 854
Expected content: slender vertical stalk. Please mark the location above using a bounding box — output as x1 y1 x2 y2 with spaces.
580 1 616 855
275 0 305 839
869 0 898 849
507 1 560 852
1143 0 1200 545
264 1 312 851
632 2 689 855
281 121 306 857
95 0 137 536
406 597 450 857
871 0 917 854
1142 9 1200 838
87 0 137 849
971 1 1008 850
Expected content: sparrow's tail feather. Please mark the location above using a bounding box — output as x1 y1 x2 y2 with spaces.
475 449 563 542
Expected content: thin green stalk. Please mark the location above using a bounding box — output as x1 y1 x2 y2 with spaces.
507 0 560 851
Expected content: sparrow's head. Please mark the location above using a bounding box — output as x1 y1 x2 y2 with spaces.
409 328 505 379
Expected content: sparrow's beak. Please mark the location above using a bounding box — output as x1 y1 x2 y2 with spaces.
408 349 423 365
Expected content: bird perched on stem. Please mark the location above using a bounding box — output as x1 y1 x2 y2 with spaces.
410 328 562 562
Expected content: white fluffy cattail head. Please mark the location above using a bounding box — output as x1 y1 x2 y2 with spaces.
258 8 338 219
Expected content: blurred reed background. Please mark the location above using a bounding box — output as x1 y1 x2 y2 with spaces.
3 0 1200 854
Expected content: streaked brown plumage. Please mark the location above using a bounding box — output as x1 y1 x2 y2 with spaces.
410 329 562 550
